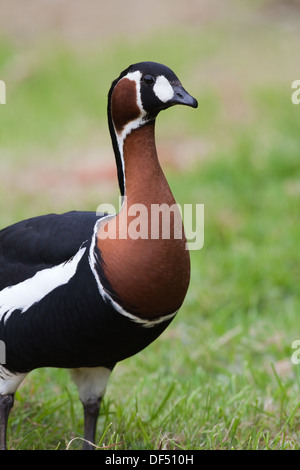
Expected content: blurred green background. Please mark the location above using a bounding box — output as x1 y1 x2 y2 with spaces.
0 0 300 450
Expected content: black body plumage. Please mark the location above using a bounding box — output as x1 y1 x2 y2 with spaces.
0 211 171 373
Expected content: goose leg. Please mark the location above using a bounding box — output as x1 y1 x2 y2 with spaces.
69 366 112 450
0 394 14 450
82 397 101 450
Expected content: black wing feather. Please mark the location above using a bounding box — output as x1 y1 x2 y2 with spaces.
0 211 103 290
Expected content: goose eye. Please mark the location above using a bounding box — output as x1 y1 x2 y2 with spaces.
143 75 155 86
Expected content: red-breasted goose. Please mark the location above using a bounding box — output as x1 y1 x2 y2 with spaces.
0 61 197 450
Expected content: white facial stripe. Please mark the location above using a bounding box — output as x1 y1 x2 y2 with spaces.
124 70 144 113
118 71 147 137
0 246 86 323
113 71 146 195
153 75 174 103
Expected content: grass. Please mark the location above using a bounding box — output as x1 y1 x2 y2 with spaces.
1 1 300 450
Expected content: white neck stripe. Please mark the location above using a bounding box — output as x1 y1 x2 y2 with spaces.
89 221 177 328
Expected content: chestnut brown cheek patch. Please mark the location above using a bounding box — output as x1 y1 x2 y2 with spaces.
111 78 141 133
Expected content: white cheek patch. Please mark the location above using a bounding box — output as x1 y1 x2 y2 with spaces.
153 75 174 103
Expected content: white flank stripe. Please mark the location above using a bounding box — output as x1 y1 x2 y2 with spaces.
0 246 86 323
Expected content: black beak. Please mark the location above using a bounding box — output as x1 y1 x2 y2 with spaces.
169 84 198 108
